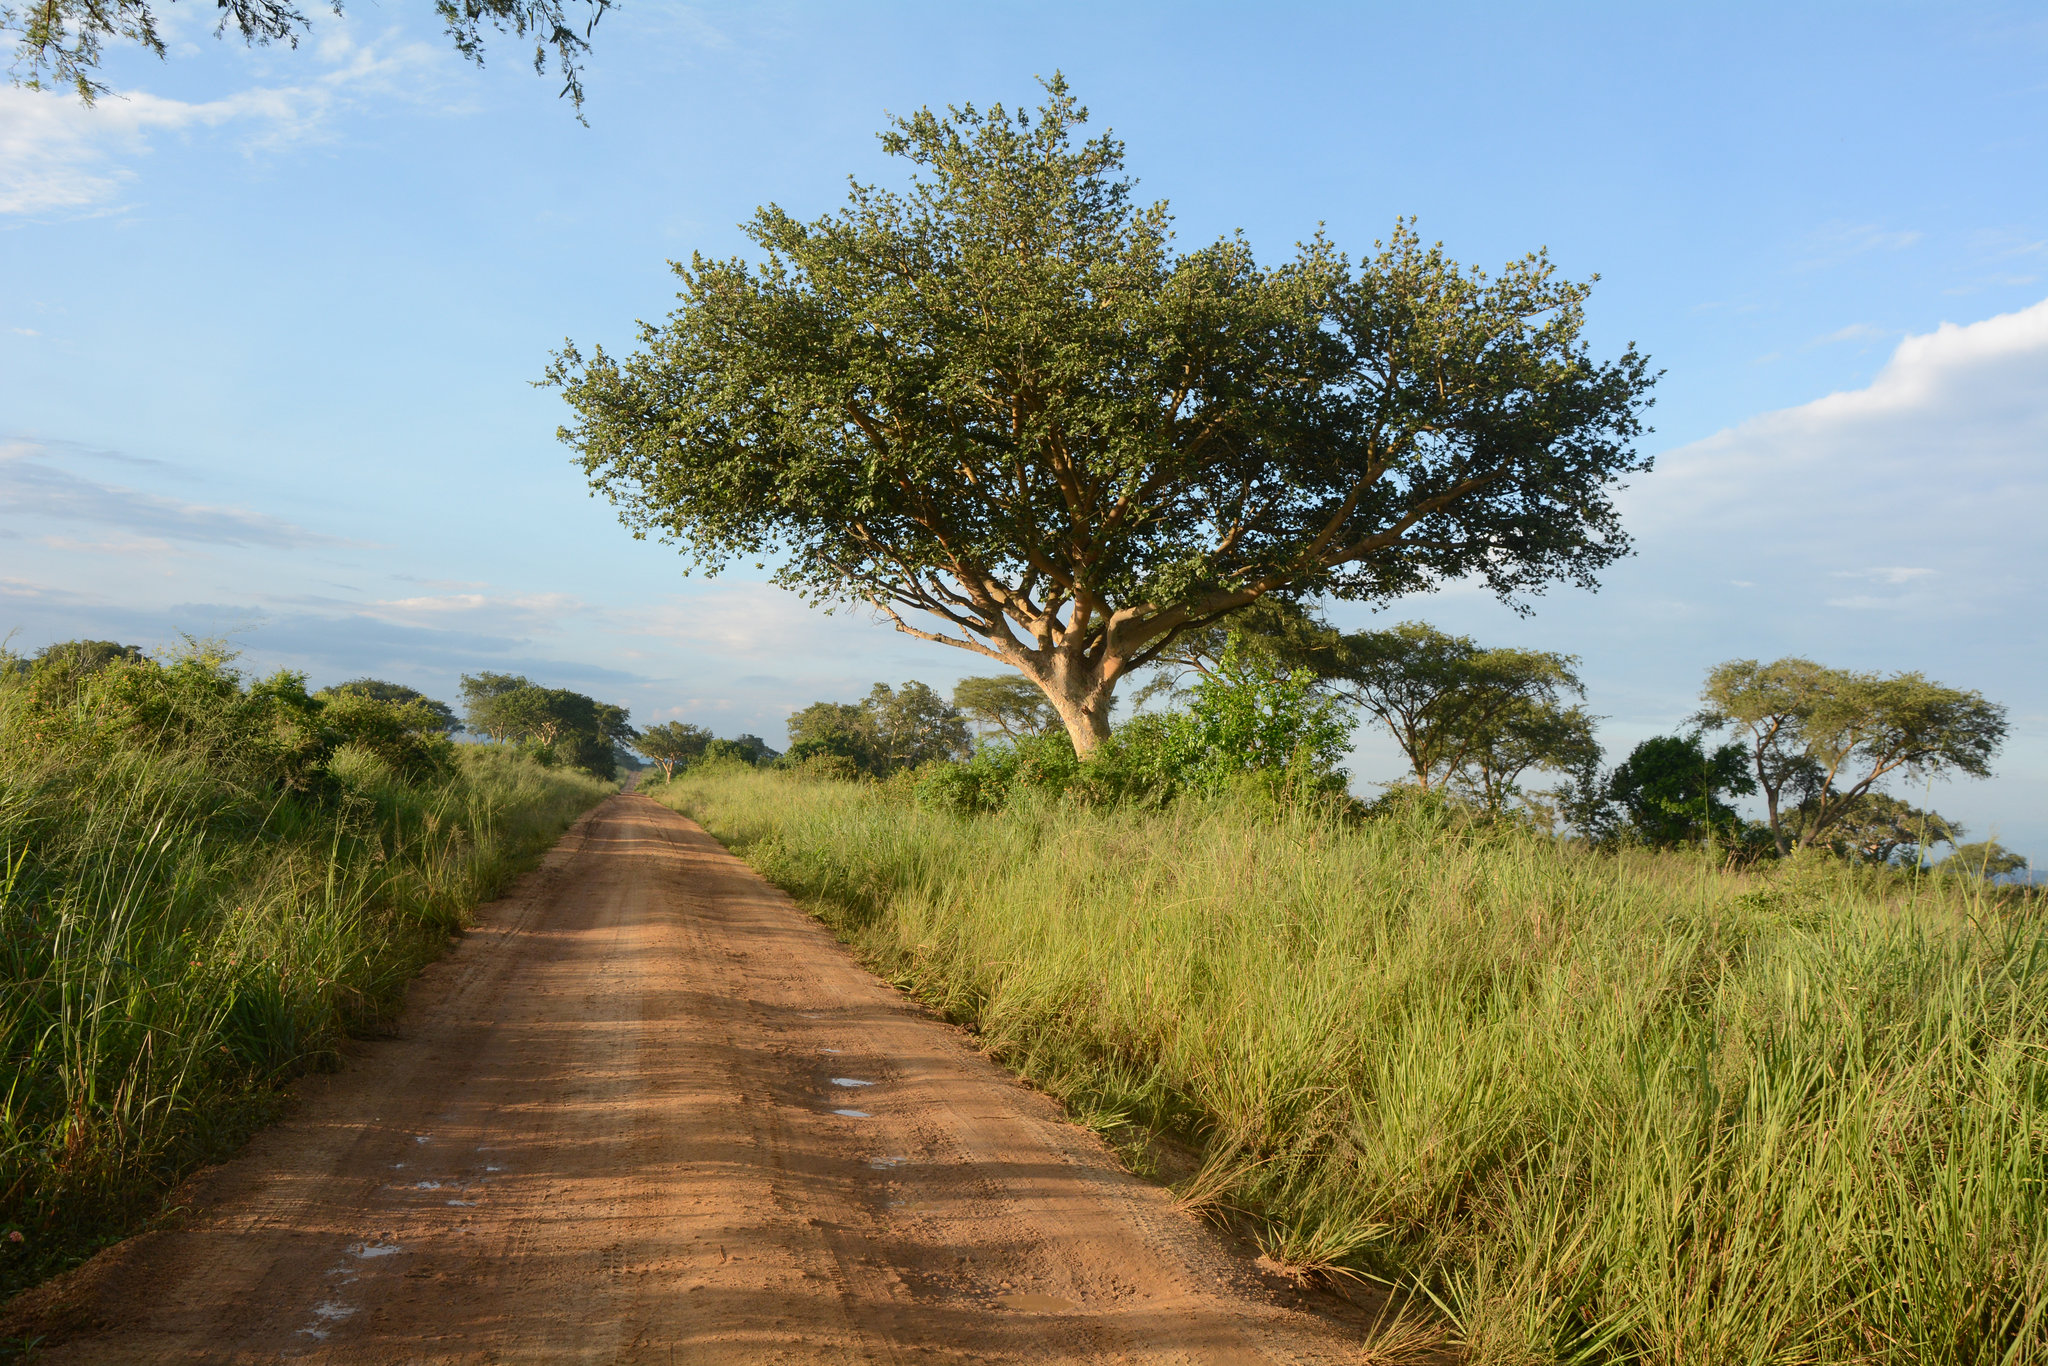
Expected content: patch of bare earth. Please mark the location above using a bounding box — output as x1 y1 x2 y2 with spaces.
4 794 1425 1363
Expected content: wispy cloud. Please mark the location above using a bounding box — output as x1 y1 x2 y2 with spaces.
1813 322 1891 346
0 23 446 217
1800 222 1925 269
1833 566 1936 586
0 439 346 547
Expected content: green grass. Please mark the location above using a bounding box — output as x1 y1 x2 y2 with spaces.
0 688 610 1302
654 767 2048 1365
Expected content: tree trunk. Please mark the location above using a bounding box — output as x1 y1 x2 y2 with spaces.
1052 690 1115 756
1006 650 1118 756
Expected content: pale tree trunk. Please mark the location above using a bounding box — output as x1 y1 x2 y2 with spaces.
1005 647 1120 756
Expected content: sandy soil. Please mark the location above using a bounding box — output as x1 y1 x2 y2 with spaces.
5 794 1387 1363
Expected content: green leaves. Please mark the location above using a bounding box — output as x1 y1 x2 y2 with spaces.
551 78 1656 751
1699 657 2007 851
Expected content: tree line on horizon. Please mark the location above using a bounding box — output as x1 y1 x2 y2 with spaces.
2 640 644 783
639 604 2020 877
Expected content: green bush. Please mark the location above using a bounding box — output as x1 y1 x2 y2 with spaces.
0 646 611 1300
915 644 1350 817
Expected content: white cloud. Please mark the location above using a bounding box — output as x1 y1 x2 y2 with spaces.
1832 566 1935 586
1627 295 2048 625
0 23 445 217
359 591 586 631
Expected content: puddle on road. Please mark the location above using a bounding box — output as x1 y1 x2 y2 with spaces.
446 1199 477 1207
866 1156 907 1169
830 1078 875 1088
995 1293 1077 1312
412 1180 443 1190
350 1242 402 1259
831 1109 871 1118
311 1301 356 1322
818 1048 843 1054
413 1135 432 1145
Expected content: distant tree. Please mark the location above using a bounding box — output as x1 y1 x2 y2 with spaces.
1817 791 1959 867
864 681 971 769
319 690 456 780
785 682 969 775
1698 658 2007 854
17 643 149 704
458 672 530 740
786 701 879 770
1607 733 1756 849
635 720 712 779
1451 699 1602 817
456 672 630 779
952 675 1058 743
33 639 146 674
550 80 1657 757
702 733 776 766
1945 840 2029 880
8 0 611 111
1318 622 1588 795
317 678 460 734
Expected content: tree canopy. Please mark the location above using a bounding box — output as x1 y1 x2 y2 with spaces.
1946 840 2030 880
550 78 1657 754
1607 733 1756 849
315 677 460 734
634 720 711 779
1698 657 2006 854
786 681 969 776
457 671 632 778
951 674 1057 743
6 0 608 110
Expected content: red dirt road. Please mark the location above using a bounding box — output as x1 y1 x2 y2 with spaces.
7 794 1379 1363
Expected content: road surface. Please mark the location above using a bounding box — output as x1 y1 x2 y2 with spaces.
5 794 1382 1363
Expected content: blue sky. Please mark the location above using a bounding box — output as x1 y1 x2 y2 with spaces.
3 1 2044 855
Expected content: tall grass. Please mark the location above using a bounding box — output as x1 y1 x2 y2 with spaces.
0 682 610 1300
657 768 2048 1365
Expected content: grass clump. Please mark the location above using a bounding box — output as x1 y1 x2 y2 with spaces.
0 645 611 1300
655 766 2048 1365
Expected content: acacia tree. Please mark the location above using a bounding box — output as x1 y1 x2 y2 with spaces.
785 681 969 773
1822 792 1958 867
457 671 631 777
635 720 711 779
1698 657 2006 854
952 675 1056 743
1452 698 1601 816
550 79 1656 755
1320 622 1588 794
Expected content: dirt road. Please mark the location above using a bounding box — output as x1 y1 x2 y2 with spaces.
8 794 1378 1363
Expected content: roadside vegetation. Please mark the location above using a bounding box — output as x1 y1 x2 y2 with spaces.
0 639 613 1300
654 761 2045 1364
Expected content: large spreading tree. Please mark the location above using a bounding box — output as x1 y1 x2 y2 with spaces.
550 79 1658 754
